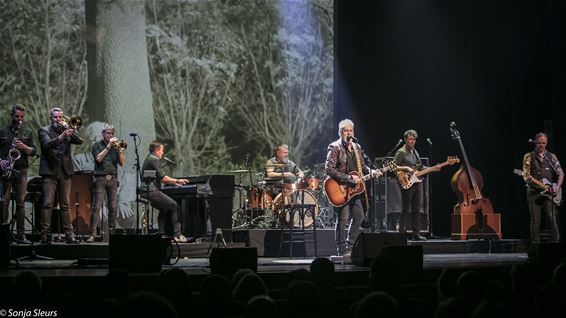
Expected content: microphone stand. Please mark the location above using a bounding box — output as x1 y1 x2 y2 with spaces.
131 134 141 234
378 140 403 167
427 140 438 239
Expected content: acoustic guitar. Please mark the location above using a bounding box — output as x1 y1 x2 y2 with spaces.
396 156 460 189
513 169 562 206
324 161 397 207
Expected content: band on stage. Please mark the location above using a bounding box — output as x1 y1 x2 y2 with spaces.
1 107 563 258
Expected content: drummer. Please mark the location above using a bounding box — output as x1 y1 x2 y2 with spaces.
265 144 304 192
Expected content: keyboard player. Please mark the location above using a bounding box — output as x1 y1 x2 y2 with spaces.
140 140 190 242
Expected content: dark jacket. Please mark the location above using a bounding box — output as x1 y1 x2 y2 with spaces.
0 125 36 169
38 125 83 177
325 138 370 187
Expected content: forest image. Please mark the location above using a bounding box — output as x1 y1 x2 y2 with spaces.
0 0 334 220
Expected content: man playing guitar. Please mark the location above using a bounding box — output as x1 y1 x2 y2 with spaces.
325 119 382 259
522 132 563 243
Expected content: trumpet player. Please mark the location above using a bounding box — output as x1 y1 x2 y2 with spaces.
0 105 36 244
38 107 83 244
86 124 125 243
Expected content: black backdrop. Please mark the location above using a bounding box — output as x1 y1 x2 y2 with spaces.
334 0 566 238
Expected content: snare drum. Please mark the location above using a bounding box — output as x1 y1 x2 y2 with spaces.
272 189 319 227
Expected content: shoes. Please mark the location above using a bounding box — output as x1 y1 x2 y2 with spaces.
85 236 96 243
412 234 427 241
173 234 188 243
15 235 32 244
65 236 81 244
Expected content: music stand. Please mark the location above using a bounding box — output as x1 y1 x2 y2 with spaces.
17 191 52 261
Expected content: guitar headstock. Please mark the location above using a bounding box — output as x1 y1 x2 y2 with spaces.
446 156 460 165
381 161 398 173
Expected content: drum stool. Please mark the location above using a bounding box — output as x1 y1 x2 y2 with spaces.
278 204 318 258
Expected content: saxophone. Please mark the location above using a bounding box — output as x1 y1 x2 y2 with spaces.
2 121 22 179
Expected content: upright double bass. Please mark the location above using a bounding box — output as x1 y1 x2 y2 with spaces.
449 122 501 240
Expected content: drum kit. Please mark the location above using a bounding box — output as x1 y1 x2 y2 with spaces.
229 162 334 229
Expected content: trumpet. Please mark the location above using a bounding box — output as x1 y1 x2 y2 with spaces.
111 139 128 151
60 115 84 142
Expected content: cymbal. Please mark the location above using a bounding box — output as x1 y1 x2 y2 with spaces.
312 162 325 168
227 169 254 173
265 163 291 167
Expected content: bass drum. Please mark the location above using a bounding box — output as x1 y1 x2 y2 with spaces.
272 190 318 227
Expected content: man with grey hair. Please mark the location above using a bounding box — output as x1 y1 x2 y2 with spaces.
38 107 83 244
326 119 382 259
394 129 427 241
265 144 304 182
86 124 125 243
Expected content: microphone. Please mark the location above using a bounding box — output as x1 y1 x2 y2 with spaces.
449 122 457 128
528 139 538 144
347 136 358 143
163 156 176 165
129 133 138 137
395 139 403 148
426 138 432 146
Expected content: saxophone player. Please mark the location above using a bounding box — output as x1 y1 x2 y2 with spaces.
0 105 36 244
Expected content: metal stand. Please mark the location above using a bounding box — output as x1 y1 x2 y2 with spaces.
17 196 52 261
207 228 227 256
131 134 142 234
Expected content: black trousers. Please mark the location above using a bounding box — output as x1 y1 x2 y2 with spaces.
399 183 423 235
1 169 27 236
41 172 74 238
527 188 559 243
334 197 364 255
141 189 181 236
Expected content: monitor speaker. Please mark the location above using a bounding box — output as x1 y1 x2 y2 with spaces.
210 247 257 278
1 224 10 268
351 232 407 267
109 235 164 273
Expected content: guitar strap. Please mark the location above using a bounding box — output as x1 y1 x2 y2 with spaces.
353 143 370 210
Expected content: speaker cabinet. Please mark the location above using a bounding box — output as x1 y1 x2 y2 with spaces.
109 235 163 273
1 224 10 268
351 232 407 267
210 247 257 278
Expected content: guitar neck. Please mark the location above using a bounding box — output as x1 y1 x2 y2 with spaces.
415 161 450 177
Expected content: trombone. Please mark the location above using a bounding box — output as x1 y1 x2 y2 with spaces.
61 115 85 142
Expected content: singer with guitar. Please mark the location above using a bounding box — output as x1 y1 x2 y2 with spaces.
325 119 383 259
522 132 563 243
393 129 434 241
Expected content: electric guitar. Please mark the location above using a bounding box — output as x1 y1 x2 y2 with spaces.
396 156 460 189
513 169 562 206
324 161 397 207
